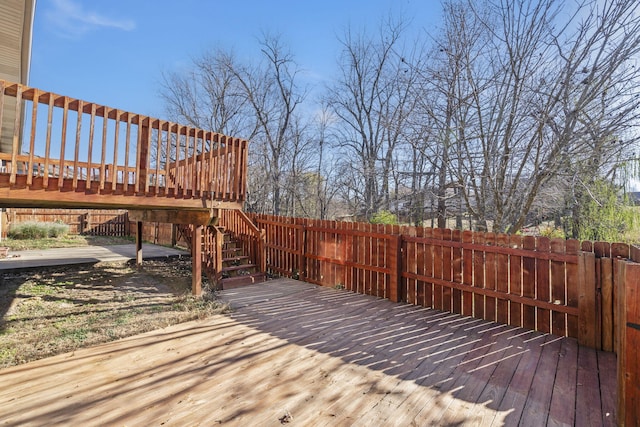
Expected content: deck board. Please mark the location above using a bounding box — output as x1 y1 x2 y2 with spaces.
0 278 617 426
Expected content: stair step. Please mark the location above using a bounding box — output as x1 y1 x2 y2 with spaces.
220 273 267 289
221 264 256 273
223 255 250 263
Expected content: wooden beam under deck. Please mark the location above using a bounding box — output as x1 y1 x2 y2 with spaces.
128 209 218 226
0 185 241 211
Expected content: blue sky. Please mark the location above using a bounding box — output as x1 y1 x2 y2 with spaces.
30 0 442 119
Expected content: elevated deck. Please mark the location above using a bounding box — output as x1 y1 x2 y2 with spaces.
0 80 247 212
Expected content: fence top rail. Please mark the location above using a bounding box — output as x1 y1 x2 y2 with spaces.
404 235 580 263
304 225 394 239
255 218 306 230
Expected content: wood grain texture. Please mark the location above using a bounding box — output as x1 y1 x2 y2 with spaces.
0 279 616 426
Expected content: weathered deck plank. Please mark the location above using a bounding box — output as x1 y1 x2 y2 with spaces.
0 278 616 426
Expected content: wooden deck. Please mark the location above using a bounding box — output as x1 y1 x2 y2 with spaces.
0 279 616 426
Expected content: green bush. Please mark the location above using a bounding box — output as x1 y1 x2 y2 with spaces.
538 225 565 239
370 210 398 225
7 221 70 240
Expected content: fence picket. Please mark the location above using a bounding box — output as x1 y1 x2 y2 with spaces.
474 232 486 319
537 237 551 334
522 236 537 330
551 238 566 336
485 232 497 322
510 235 523 328
496 233 510 325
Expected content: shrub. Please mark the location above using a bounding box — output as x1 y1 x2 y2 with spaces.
538 225 565 239
7 221 70 240
370 210 398 225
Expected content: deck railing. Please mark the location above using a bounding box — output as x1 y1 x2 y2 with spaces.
0 80 247 206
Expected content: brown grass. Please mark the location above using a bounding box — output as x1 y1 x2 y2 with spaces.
0 258 226 368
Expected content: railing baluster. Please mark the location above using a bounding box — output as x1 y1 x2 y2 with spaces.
27 89 38 185
191 128 198 196
112 109 120 191
141 117 151 194
124 113 131 189
58 96 69 188
163 121 172 193
72 99 83 189
134 115 142 194
220 135 228 199
242 140 248 201
182 126 189 197
213 133 221 199
233 138 242 202
43 93 54 187
153 119 161 194
100 106 108 190
87 103 96 186
205 132 213 199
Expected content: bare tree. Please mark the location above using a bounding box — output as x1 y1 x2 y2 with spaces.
160 34 308 216
223 34 307 215
160 49 253 137
419 0 640 233
326 19 419 219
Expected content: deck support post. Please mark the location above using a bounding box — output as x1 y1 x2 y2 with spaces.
136 221 143 266
192 224 203 296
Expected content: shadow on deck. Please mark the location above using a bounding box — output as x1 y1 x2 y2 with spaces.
0 278 616 426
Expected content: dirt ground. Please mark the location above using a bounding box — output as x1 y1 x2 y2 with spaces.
0 257 226 369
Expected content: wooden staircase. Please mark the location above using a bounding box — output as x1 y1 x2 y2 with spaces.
219 232 266 289
177 211 266 291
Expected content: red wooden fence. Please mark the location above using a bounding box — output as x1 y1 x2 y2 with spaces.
4 208 187 246
6 208 130 236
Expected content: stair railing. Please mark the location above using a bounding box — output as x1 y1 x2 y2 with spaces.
176 223 224 288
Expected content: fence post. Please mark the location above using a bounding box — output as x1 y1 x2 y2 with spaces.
259 228 266 274
137 118 150 193
388 234 402 303
617 260 640 426
578 251 598 348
